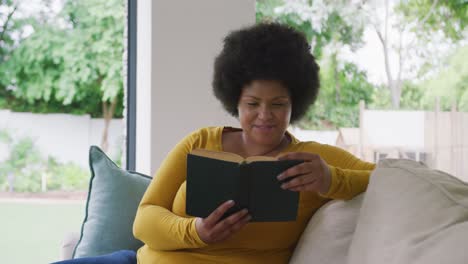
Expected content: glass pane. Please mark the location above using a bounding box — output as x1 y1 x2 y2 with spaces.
0 0 126 263
257 1 468 182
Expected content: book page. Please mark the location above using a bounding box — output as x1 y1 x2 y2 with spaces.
245 156 277 162
190 149 278 163
190 148 244 163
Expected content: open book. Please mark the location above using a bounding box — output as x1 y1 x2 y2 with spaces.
186 149 302 222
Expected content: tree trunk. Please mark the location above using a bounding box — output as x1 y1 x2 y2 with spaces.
389 80 402 108
101 96 118 152
375 0 401 109
332 53 341 103
374 0 439 109
0 5 18 44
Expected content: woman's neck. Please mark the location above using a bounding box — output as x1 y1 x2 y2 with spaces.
240 132 289 157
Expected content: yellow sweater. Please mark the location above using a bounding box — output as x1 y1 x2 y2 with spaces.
133 126 375 264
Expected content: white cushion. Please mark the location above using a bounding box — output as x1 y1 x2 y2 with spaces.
347 159 468 264
289 194 364 264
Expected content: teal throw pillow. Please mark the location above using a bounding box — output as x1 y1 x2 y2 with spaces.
73 146 151 258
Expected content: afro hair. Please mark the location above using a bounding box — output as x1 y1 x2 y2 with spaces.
212 22 320 123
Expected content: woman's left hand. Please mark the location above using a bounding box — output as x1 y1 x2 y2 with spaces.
277 152 332 194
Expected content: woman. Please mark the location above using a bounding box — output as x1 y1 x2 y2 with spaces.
52 22 374 264
132 23 375 263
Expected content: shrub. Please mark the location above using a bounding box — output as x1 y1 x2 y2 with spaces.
0 129 90 192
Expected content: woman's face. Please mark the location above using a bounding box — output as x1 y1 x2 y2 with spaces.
238 80 292 147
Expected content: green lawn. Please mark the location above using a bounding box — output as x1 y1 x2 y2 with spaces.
0 200 85 264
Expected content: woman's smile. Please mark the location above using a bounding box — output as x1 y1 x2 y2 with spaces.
252 124 276 132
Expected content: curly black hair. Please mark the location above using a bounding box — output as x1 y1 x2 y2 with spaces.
212 22 320 123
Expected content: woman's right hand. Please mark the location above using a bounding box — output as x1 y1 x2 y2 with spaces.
195 200 251 244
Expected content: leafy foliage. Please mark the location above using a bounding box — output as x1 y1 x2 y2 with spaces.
0 0 124 118
0 128 89 192
257 0 371 129
0 1 31 61
300 61 375 129
1 0 466 129
0 134 43 192
418 45 468 111
257 0 468 128
397 0 468 41
46 158 89 191
256 0 364 59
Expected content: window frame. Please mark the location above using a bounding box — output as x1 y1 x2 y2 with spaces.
126 0 137 171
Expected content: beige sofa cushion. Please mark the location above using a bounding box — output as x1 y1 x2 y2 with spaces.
347 159 468 264
289 194 364 264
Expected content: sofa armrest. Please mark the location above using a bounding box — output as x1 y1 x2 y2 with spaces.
289 194 364 264
59 231 80 260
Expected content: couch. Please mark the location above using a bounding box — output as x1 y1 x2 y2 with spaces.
59 147 468 263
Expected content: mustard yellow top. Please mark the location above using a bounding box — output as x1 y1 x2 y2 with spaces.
133 126 375 264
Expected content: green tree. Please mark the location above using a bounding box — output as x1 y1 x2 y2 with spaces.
301 60 375 129
0 0 124 150
371 0 468 108
257 0 373 129
0 0 16 62
257 0 467 113
397 0 467 41
0 1 67 110
257 0 364 59
0 0 27 90
0 128 89 192
418 45 468 111
0 134 43 192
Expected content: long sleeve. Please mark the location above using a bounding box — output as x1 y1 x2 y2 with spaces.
314 144 375 200
323 167 373 200
132 128 374 264
133 131 208 251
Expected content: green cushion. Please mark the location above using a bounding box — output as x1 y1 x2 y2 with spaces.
73 146 151 258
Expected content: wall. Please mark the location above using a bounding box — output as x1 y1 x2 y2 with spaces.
136 0 255 175
0 110 124 168
357 108 468 182
425 110 468 182
0 109 341 173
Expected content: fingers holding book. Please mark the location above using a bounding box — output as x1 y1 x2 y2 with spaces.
195 200 251 244
277 152 331 195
